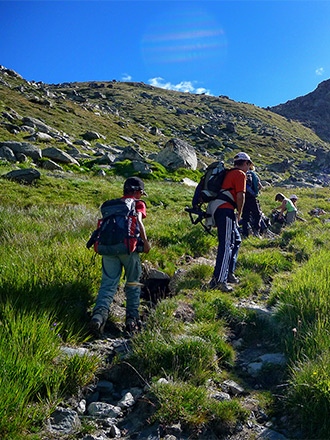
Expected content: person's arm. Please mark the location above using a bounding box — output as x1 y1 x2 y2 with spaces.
236 191 245 222
278 200 286 218
137 211 151 254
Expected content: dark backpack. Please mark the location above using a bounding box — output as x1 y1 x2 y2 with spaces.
185 162 237 234
86 198 144 255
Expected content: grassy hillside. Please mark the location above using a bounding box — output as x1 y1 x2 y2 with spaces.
1 66 329 173
0 165 330 438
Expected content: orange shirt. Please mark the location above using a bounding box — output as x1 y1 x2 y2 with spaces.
219 169 246 210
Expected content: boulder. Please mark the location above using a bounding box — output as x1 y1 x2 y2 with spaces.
82 131 104 141
0 141 41 160
42 159 64 171
116 146 145 162
47 407 81 435
42 147 79 165
27 132 54 142
2 168 41 184
131 161 151 174
0 146 16 162
95 152 116 165
155 138 197 170
22 116 56 134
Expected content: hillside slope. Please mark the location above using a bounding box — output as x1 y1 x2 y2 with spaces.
271 78 330 142
1 65 329 185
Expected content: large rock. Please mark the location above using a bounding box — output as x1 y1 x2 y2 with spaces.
47 407 81 435
22 116 56 134
0 146 16 162
2 168 41 184
0 141 42 160
41 159 64 171
155 138 197 170
42 147 79 165
117 146 145 162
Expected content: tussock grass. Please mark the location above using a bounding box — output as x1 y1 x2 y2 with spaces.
151 381 247 434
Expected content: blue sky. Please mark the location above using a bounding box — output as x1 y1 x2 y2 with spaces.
1 1 330 107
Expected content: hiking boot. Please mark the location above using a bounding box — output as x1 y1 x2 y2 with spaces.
89 310 108 336
209 279 233 293
125 317 142 335
227 273 240 284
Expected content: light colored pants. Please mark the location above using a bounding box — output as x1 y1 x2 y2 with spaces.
93 252 142 320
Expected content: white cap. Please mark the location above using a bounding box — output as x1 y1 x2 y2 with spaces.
234 152 252 162
289 194 298 200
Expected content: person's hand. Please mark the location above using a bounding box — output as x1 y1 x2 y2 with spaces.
143 240 151 254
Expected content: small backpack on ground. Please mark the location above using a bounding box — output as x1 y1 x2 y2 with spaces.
86 198 144 255
185 161 237 234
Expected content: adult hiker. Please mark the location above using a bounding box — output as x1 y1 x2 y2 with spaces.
209 152 251 292
274 192 297 225
90 176 151 335
241 163 263 238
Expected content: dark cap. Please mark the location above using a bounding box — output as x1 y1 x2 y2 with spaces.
124 176 147 196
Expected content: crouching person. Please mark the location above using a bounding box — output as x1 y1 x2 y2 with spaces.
274 193 297 225
90 177 151 336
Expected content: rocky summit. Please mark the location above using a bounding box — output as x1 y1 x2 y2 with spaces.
1 64 330 187
271 78 330 143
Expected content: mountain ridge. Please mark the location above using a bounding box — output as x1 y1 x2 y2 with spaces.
1 64 329 186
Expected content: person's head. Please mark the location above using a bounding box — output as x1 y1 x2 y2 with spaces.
233 152 253 173
289 194 298 202
275 193 285 202
123 177 147 198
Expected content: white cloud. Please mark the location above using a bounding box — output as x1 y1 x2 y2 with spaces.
122 73 132 81
148 77 210 95
316 67 324 76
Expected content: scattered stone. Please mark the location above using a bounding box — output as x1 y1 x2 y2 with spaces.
47 407 81 434
87 402 122 418
181 177 198 187
223 379 245 396
109 425 121 438
41 159 64 171
27 132 54 142
22 116 56 134
59 346 89 358
0 141 42 160
118 392 135 409
42 146 79 165
2 168 40 184
0 146 16 162
210 391 231 402
82 131 105 141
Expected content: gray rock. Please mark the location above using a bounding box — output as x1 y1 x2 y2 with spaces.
0 146 16 162
59 346 89 358
155 138 197 170
109 425 121 438
82 131 104 141
41 159 64 171
95 152 116 165
131 161 151 174
16 152 28 163
247 362 264 377
118 392 135 409
117 146 145 162
96 380 114 394
258 353 286 366
223 379 244 395
119 135 135 143
87 402 122 418
257 427 288 439
22 116 56 134
0 141 41 160
48 407 81 434
27 132 54 142
210 391 231 402
2 168 40 184
42 147 79 165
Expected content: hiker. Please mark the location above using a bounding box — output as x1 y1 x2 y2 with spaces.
90 177 151 335
209 152 251 292
273 193 297 225
241 164 263 238
289 194 307 222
